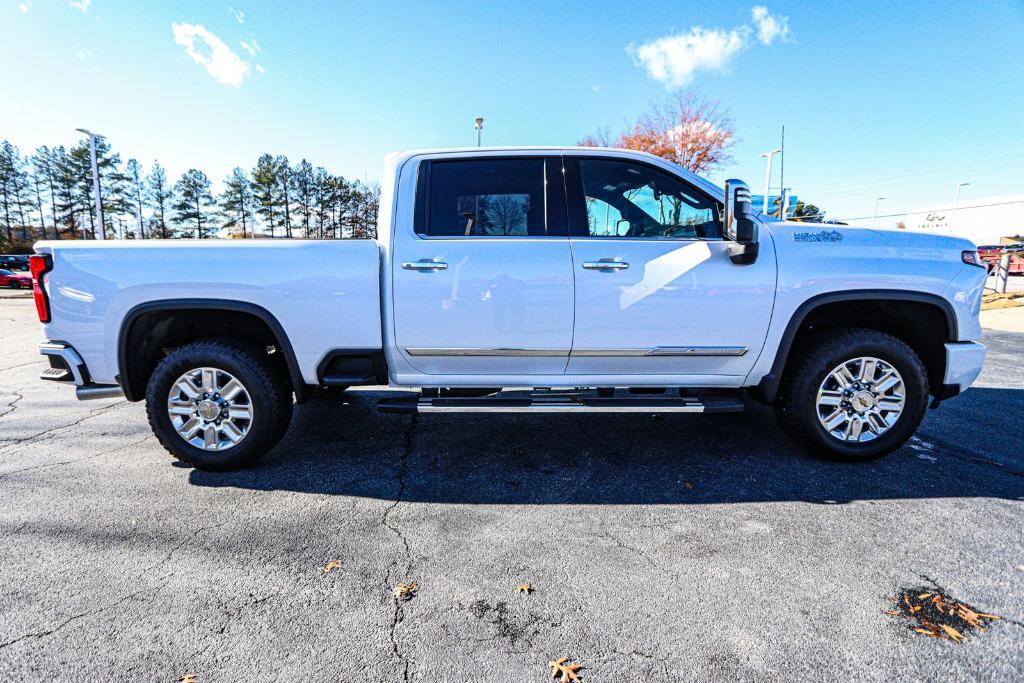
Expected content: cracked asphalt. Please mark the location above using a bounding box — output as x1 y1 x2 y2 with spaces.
1 292 1022 681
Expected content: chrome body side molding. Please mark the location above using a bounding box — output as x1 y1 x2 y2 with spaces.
404 346 748 357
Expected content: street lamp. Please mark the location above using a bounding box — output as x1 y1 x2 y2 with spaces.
75 128 105 240
474 117 484 147
872 196 886 227
760 148 782 215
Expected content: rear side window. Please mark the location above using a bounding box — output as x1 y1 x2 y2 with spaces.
416 158 549 237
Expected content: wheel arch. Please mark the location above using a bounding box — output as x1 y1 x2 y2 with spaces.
117 299 309 403
753 290 957 404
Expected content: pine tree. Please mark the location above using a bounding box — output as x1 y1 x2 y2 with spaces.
0 141 16 243
126 159 145 238
34 147 61 239
275 154 294 238
252 153 279 237
52 146 83 238
293 159 315 239
145 162 172 238
172 170 216 239
220 167 253 238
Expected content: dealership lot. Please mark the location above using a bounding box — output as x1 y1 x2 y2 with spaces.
0 294 1021 681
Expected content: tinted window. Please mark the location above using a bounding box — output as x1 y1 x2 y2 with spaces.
576 159 719 239
0 269 11 276
420 158 547 237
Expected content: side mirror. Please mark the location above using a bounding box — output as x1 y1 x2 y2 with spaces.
722 179 759 265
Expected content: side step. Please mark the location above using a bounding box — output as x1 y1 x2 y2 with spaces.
377 389 745 415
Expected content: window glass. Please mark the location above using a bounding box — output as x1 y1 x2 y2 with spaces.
423 158 546 236
578 159 719 239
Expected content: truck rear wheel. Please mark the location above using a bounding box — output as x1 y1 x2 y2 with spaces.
145 341 291 470
774 328 928 461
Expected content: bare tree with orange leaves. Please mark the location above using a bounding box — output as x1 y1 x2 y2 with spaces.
579 92 736 175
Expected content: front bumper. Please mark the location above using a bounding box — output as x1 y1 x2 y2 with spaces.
941 341 986 395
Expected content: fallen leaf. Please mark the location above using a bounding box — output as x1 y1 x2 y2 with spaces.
324 559 343 573
887 584 1002 642
684 482 694 490
394 581 418 601
516 583 534 595
940 624 966 642
178 676 197 683
549 657 583 682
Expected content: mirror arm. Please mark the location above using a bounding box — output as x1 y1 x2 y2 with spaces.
728 241 759 265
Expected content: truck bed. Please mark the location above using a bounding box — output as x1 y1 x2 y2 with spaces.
34 239 383 387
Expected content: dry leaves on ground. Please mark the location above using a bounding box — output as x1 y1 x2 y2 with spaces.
516 583 534 595
394 581 418 601
323 559 343 573
887 583 1002 643
549 657 583 682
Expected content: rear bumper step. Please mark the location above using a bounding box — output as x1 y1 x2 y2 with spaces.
378 389 744 415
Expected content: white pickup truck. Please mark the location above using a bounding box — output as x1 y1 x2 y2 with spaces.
30 147 988 470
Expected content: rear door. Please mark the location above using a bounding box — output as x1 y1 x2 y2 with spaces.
391 155 575 376
564 154 776 380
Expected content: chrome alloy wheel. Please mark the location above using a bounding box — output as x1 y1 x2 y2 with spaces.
167 367 254 451
816 356 905 443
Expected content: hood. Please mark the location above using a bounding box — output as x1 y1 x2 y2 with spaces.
767 221 976 252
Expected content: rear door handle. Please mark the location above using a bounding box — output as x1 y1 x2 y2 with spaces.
402 259 449 271
582 260 629 270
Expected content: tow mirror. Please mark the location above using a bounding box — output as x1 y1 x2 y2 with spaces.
722 179 759 265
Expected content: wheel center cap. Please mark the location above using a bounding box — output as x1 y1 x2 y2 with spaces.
851 390 875 412
197 399 220 420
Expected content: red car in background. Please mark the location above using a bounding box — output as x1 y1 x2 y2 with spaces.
0 268 32 289
977 244 1024 275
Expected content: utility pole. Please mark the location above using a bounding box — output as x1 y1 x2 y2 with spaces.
872 196 886 227
760 148 781 214
75 128 106 240
475 117 484 147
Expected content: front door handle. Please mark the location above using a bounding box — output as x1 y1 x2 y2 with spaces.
402 259 449 271
582 260 629 270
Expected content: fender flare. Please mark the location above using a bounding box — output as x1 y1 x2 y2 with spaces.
752 289 957 404
117 299 310 403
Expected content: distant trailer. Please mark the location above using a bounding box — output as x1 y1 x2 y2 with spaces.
904 193 1024 246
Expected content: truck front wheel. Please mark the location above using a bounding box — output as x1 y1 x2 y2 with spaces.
145 341 292 470
774 328 929 461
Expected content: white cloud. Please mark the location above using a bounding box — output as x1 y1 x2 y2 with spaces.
19 3 30 13
630 6 790 87
240 38 260 57
630 27 746 88
76 47 93 60
172 22 252 87
68 0 90 12
229 6 245 23
254 64 266 74
751 6 789 45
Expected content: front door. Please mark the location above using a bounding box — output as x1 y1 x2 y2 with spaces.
392 155 575 376
563 155 776 381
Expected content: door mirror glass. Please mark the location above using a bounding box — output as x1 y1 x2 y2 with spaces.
722 179 755 243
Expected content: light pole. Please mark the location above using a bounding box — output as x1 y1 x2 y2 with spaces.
954 181 970 206
871 196 886 227
760 148 781 215
75 128 106 240
474 117 484 147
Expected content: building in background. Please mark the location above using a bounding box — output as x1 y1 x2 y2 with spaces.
903 193 1024 245
749 194 799 219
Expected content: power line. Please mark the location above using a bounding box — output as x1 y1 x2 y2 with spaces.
834 197 1024 222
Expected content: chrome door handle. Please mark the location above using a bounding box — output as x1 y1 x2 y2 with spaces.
582 260 629 270
402 259 448 271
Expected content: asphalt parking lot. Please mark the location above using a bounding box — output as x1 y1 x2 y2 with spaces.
1 292 1022 681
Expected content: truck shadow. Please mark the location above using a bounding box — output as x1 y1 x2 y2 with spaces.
188 387 1024 505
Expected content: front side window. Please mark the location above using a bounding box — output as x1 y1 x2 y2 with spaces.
577 158 720 239
419 158 548 237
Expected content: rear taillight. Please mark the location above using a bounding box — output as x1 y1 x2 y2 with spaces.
29 254 52 323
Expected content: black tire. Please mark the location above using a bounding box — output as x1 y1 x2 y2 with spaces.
8 281 21 289
145 341 291 470
774 328 928 461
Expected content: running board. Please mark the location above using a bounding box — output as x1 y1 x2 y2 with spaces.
377 390 745 415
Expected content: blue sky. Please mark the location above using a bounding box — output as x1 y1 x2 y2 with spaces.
3 0 1023 227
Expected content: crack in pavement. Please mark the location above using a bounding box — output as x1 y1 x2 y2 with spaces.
600 530 678 580
0 433 151 480
0 359 45 373
0 400 127 454
382 413 417 683
0 391 22 420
